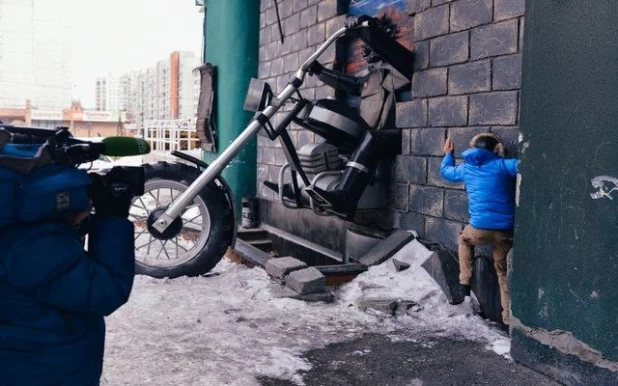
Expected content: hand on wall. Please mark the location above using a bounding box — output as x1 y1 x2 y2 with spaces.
443 135 454 155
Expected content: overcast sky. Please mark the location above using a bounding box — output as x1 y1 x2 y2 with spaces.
66 0 203 108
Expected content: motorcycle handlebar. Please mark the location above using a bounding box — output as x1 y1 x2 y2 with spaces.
353 17 415 79
299 16 414 80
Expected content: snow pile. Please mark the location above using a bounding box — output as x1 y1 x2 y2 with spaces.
338 239 506 344
102 240 509 386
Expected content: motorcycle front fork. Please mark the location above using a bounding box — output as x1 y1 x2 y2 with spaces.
151 28 349 234
151 82 300 234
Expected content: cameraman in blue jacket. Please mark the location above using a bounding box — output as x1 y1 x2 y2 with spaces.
0 174 135 385
440 133 519 325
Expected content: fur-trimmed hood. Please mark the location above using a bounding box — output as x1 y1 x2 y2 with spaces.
461 147 500 166
468 133 507 158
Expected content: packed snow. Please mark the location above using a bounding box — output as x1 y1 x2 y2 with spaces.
102 239 510 386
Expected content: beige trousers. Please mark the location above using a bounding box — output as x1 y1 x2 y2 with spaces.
458 225 513 324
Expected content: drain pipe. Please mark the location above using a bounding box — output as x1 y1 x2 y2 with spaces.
202 0 260 221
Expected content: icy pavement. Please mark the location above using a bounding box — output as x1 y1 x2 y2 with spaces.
101 240 510 386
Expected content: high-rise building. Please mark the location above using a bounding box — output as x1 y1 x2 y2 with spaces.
156 58 172 120
178 51 200 121
0 0 72 110
101 51 201 128
95 73 130 113
118 74 130 112
95 77 108 111
126 71 145 127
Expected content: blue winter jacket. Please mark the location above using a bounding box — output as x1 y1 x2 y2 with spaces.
0 216 135 386
441 148 519 230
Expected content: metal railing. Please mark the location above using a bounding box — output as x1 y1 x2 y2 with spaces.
142 119 201 153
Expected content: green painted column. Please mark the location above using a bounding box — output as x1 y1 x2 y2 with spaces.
513 0 618 363
202 0 260 220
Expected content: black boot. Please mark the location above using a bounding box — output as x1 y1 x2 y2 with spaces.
310 130 390 219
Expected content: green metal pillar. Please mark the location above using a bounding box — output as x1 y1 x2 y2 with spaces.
203 0 260 220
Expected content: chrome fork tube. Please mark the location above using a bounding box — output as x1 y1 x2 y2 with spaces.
152 83 298 233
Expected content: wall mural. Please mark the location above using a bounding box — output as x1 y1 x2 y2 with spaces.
345 0 413 75
590 176 618 200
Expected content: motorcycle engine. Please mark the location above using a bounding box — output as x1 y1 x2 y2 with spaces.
295 142 344 199
281 142 388 213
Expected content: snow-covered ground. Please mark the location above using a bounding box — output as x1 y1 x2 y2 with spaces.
101 240 509 386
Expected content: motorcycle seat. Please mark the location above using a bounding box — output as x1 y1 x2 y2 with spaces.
296 99 370 152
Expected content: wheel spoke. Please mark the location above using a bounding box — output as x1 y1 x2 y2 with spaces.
184 214 202 226
138 197 150 211
136 238 153 250
149 191 161 207
155 240 166 259
174 239 189 252
162 240 171 260
134 228 148 241
147 233 153 254
129 213 147 221
132 200 148 211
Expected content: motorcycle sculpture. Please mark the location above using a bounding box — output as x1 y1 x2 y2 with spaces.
129 15 415 278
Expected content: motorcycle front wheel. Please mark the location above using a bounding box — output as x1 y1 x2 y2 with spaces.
130 162 235 278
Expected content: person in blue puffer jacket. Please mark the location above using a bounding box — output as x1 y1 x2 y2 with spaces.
440 133 519 325
0 174 135 385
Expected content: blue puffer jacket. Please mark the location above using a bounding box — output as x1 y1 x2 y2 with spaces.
441 148 519 230
0 216 135 386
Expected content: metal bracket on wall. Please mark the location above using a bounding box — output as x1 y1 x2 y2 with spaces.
195 63 217 152
274 0 285 43
337 0 349 14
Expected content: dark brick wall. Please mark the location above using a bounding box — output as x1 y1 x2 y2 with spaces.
257 0 351 248
258 0 343 201
257 0 524 251
395 0 524 249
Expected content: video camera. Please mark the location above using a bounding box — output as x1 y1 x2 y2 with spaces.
41 127 149 198
0 124 151 225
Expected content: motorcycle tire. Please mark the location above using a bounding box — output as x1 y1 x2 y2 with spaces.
131 161 235 278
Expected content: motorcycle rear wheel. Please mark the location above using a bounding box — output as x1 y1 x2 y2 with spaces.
130 162 235 278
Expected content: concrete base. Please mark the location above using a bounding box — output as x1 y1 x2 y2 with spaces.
344 226 387 262
421 249 466 305
258 198 346 252
511 328 618 386
358 230 416 266
265 256 307 279
285 267 326 295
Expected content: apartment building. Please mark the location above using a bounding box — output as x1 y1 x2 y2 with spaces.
95 73 130 113
96 51 200 129
177 51 200 121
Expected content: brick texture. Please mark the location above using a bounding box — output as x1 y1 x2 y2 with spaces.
413 68 448 98
428 96 468 127
448 60 491 95
430 32 470 67
414 5 450 40
471 20 519 60
450 0 493 32
258 0 525 255
392 0 524 252
257 0 340 203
